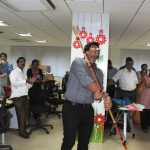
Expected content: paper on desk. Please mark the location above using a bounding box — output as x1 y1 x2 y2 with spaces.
124 103 145 111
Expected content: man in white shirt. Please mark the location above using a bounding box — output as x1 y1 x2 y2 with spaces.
112 57 138 132
9 57 35 138
112 57 138 103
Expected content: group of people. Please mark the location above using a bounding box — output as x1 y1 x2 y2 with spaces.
107 57 150 134
0 42 112 150
3 41 150 149
0 53 46 138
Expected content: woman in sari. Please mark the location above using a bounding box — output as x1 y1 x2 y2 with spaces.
137 70 150 133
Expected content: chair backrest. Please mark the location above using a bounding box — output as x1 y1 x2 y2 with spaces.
28 85 48 105
62 75 69 92
45 80 56 95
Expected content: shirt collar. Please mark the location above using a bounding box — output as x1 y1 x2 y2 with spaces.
125 68 133 73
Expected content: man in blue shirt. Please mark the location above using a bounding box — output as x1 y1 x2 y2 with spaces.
0 52 13 77
0 52 13 89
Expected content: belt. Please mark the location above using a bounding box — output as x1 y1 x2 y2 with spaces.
121 89 136 92
65 100 91 108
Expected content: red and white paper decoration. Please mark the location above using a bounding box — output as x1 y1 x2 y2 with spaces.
73 39 81 49
95 29 107 45
79 27 87 39
86 32 95 43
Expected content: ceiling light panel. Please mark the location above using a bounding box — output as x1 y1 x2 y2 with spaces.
34 40 47 43
16 33 32 37
0 20 9 26
1 0 54 11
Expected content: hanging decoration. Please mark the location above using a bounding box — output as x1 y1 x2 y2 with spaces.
73 14 81 49
79 27 87 39
95 29 106 45
73 39 81 49
79 14 87 39
86 33 95 43
86 14 95 43
95 14 107 45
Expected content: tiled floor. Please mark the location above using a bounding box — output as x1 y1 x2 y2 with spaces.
2 115 150 150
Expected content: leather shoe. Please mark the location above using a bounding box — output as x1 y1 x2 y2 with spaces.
19 132 30 139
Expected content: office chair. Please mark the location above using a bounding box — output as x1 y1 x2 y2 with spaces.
0 95 13 150
45 80 65 119
27 85 53 134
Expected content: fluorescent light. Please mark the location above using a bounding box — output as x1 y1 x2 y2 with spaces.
34 40 47 43
145 43 150 47
1 0 55 11
0 20 9 26
16 33 32 37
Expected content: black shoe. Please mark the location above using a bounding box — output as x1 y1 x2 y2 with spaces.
19 132 30 139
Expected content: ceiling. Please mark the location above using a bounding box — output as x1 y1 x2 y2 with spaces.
0 0 150 50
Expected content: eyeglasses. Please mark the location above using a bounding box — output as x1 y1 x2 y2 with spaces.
90 46 100 51
95 48 100 51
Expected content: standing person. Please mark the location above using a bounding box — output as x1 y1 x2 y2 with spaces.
27 59 44 85
27 59 44 120
112 57 138 102
0 52 13 96
119 57 136 72
112 57 138 132
107 59 118 98
137 64 149 82
61 42 112 150
9 57 35 138
0 52 13 76
137 70 150 133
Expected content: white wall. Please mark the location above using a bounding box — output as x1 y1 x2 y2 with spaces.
3 45 150 76
109 48 150 71
10 46 71 77
0 46 11 60
121 49 150 71
109 48 121 69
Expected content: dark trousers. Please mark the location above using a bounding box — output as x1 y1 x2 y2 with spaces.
12 95 29 134
140 109 150 129
107 85 116 98
116 88 136 103
61 101 94 150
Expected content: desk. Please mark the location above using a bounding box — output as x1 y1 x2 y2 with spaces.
110 103 144 143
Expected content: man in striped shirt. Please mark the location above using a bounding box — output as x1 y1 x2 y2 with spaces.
61 42 112 150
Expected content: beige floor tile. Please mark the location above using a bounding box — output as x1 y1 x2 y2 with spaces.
2 115 150 150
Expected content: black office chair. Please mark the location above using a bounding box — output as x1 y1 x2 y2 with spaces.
56 74 69 99
0 95 13 150
45 80 65 119
27 85 53 134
